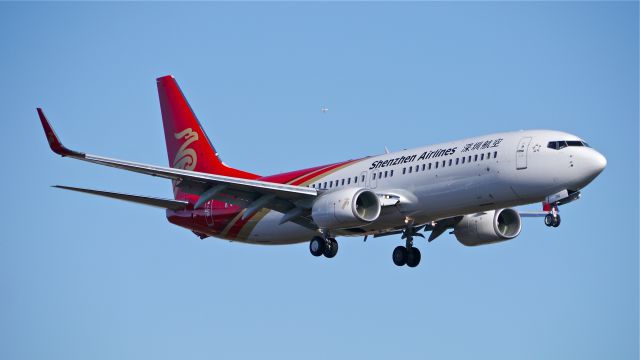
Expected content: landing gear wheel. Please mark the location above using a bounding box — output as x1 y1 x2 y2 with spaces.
406 247 421 268
545 214 561 227
544 214 554 227
392 246 407 266
323 238 339 258
309 236 325 257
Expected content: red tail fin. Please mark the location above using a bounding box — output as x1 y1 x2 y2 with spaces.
156 75 257 180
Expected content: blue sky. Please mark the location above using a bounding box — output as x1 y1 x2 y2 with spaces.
1 2 637 359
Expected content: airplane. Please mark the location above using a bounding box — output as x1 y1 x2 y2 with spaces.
37 75 607 268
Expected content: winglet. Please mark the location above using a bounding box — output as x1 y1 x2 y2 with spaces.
37 108 84 158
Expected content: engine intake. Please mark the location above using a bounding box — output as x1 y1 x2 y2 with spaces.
312 188 381 229
454 208 522 246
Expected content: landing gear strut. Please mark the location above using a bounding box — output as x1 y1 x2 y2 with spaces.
393 219 422 267
309 233 338 258
544 204 561 228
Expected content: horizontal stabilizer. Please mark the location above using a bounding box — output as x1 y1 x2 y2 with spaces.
53 185 189 210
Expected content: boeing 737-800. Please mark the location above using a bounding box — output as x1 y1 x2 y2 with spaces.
38 75 606 267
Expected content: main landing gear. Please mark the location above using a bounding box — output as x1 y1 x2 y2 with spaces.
392 219 422 268
309 235 338 258
544 204 561 228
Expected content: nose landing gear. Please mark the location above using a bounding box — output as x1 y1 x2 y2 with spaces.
544 203 561 228
544 213 561 227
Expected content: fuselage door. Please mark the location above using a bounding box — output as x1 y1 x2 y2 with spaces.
205 200 215 227
516 137 532 170
368 170 378 189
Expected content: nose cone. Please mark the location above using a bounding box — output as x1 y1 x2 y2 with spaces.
591 151 607 176
594 153 607 174
580 150 607 187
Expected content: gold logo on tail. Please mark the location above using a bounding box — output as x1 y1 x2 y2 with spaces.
173 128 199 170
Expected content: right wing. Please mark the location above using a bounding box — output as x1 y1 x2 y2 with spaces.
38 109 319 227
53 185 189 210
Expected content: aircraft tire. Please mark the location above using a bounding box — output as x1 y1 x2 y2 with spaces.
392 246 407 266
406 247 421 268
552 215 561 228
309 236 325 257
544 214 554 227
324 238 338 258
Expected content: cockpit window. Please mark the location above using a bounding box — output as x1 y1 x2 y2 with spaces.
548 140 590 150
547 141 567 150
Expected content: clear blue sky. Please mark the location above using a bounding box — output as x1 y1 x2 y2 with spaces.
1 2 637 359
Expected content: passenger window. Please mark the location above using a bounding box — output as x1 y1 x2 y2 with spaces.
347 178 351 185
403 168 406 174
414 165 418 172
408 167 412 173
341 179 345 186
361 175 365 182
323 182 327 188
354 176 358 183
474 155 478 162
448 159 452 166
435 162 439 169
468 155 472 162
494 151 498 158
390 170 394 177
428 163 432 170
456 158 459 165
480 154 484 161
373 173 377 180
461 157 465 164
442 160 445 167
384 170 388 178
421 164 425 171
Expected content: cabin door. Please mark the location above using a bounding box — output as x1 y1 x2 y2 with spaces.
516 137 532 170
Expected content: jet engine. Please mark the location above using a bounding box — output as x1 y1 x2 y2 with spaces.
311 188 381 229
454 208 522 246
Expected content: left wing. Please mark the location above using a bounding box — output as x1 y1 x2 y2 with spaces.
38 108 319 227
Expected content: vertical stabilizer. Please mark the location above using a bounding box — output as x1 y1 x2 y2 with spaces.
156 75 258 199
156 75 257 177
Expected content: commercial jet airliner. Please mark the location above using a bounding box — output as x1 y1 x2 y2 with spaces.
38 76 607 267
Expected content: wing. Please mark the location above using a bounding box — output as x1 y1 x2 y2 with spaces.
53 185 190 210
38 109 319 228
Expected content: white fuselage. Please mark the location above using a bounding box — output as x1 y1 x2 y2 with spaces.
246 129 606 244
